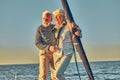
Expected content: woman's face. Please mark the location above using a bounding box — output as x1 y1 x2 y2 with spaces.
54 15 65 26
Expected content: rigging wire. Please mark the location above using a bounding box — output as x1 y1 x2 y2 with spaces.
73 47 81 80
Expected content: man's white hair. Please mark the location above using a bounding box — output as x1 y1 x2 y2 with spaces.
42 10 52 18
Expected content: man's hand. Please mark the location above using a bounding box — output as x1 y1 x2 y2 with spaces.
49 46 57 53
74 30 80 36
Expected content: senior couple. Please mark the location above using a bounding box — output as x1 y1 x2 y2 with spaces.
35 9 82 80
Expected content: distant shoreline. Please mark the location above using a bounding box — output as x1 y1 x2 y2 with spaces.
0 60 120 66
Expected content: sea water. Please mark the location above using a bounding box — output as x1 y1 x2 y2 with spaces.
0 61 120 80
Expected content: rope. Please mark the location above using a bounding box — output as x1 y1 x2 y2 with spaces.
73 47 81 80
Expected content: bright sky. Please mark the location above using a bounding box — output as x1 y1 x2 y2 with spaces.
0 0 120 65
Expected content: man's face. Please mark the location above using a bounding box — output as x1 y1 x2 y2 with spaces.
42 13 52 27
54 15 64 26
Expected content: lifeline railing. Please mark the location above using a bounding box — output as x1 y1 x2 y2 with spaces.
0 75 37 80
0 75 80 80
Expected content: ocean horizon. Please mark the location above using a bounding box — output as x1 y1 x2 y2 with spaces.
0 60 120 80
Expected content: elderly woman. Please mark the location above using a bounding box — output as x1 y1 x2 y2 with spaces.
53 9 81 80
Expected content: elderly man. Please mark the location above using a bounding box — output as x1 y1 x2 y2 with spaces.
35 10 57 80
53 9 82 80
